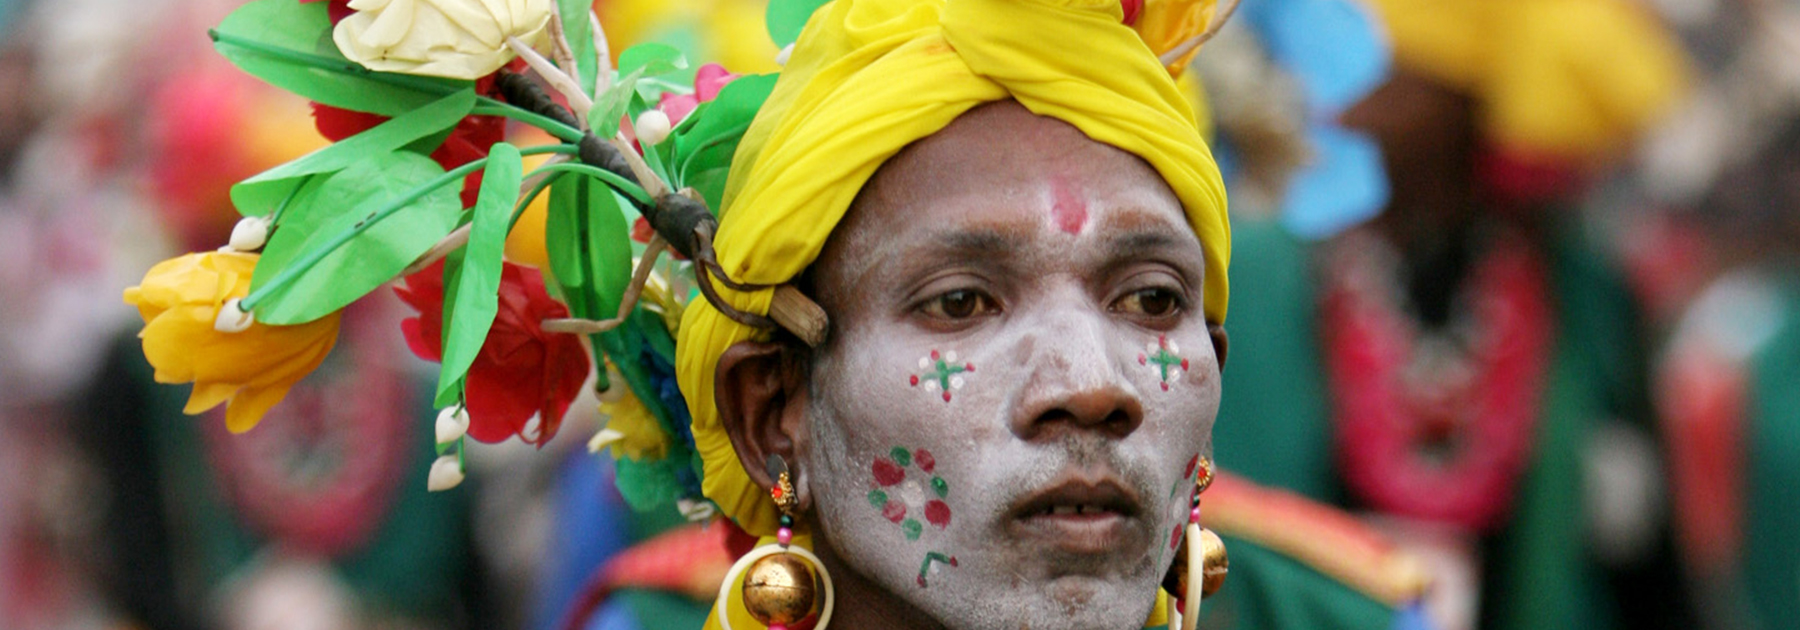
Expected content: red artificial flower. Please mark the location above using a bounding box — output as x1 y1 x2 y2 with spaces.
394 259 590 446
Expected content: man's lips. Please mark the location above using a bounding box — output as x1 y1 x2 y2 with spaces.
1006 472 1144 555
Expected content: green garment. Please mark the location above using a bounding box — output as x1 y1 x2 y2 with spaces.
1211 218 1687 630
1742 273 1800 629
1196 534 1410 630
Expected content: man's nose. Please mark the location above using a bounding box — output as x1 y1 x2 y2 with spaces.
1008 309 1144 442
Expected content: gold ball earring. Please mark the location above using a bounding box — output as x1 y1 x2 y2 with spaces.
719 455 836 630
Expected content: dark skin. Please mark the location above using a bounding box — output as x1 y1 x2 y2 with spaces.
714 101 1227 630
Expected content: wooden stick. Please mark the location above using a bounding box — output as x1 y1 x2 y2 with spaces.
769 285 829 347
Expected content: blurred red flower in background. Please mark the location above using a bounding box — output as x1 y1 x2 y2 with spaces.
394 259 589 446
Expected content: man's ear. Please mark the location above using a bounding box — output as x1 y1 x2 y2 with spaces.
715 340 815 511
1208 324 1229 372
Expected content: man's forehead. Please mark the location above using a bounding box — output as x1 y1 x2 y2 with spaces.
866 101 1163 199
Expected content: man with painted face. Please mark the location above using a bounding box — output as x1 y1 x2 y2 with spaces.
654 0 1426 629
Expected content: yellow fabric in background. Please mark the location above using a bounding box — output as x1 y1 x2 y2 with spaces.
676 0 1231 537
1366 0 1690 163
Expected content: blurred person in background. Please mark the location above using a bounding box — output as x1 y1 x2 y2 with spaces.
0 0 501 627
1635 1 1800 627
1204 0 1699 628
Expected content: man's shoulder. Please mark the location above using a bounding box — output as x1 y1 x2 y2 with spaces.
1198 472 1433 630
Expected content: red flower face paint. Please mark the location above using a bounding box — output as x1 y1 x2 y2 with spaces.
865 446 959 587
394 259 589 446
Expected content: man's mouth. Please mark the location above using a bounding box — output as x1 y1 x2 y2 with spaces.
1007 473 1144 555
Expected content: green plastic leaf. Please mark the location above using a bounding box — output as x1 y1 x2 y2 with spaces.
588 69 644 137
232 90 476 217
618 43 689 78
670 73 776 199
557 0 599 95
212 0 465 117
574 178 635 313
434 143 522 405
544 180 588 291
251 152 462 324
437 247 469 405
766 0 831 48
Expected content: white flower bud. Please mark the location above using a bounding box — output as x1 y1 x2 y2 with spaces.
677 498 716 521
229 216 271 252
213 299 255 333
427 455 464 491
435 405 469 444
635 110 672 146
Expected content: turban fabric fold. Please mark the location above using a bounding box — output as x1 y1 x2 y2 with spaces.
676 0 1231 537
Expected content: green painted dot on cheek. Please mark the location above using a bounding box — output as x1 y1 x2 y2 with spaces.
890 447 913 467
868 489 889 508
902 518 923 541
931 476 949 498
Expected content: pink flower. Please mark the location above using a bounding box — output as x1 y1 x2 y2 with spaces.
655 64 740 125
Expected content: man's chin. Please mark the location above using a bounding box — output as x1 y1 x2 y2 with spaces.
910 547 1159 630
981 574 1160 630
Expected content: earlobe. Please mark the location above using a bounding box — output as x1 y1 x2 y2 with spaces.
715 340 814 510
1208 324 1229 372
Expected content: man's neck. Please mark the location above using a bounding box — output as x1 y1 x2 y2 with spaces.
810 530 950 630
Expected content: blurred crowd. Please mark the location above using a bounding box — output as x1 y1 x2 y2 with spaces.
0 0 1796 629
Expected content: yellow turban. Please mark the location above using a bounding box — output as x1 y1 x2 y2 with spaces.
1365 0 1690 164
676 0 1231 536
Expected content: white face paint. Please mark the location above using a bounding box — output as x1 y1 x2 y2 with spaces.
798 102 1221 630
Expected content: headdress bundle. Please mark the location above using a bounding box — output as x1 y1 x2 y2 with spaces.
123 0 1233 526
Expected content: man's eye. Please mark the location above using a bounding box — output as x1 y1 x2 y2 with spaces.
921 290 998 319
1114 288 1183 318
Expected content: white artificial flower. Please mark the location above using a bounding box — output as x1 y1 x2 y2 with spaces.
334 0 555 80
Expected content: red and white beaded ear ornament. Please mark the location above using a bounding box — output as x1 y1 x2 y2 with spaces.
1163 457 1228 630
718 454 836 630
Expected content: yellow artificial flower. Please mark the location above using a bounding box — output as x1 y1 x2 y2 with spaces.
122 251 342 433
592 367 671 461
333 0 554 80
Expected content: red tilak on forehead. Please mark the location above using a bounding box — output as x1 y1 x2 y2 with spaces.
1050 176 1088 235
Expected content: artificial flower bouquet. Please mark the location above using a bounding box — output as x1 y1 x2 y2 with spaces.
123 0 824 515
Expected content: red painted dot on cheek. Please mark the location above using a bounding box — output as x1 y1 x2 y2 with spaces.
925 500 952 528
914 449 936 473
883 501 907 522
873 458 906 486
